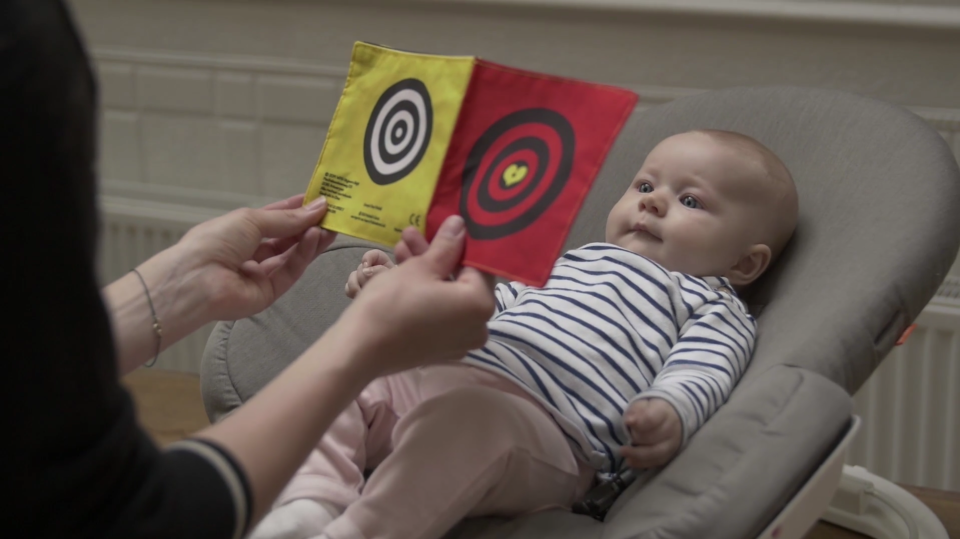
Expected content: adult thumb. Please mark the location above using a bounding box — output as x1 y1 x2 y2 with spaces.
421 215 466 276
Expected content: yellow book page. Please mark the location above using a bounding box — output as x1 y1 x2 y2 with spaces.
303 42 475 246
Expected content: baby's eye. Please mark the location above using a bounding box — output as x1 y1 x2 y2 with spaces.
638 183 653 194
681 196 701 209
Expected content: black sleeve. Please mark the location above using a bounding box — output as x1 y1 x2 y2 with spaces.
0 2 251 537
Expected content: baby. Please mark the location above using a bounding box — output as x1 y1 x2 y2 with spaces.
251 129 798 539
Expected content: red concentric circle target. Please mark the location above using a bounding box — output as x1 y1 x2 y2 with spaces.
460 108 575 240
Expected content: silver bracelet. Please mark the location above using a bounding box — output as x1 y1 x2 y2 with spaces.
130 268 162 368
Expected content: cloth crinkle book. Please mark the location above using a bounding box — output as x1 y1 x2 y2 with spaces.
303 42 637 286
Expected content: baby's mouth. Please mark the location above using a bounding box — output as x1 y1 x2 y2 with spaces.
631 223 661 241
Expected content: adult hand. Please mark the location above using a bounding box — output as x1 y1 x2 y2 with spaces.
393 227 430 263
182 215 490 524
335 215 495 377
171 194 337 321
394 225 496 290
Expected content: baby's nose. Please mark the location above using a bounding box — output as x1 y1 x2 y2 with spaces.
639 195 665 216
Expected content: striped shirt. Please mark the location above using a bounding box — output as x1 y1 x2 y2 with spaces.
463 243 758 473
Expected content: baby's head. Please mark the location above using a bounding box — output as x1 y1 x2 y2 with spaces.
605 129 798 287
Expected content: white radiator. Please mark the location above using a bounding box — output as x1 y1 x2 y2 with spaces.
847 277 960 491
98 199 960 490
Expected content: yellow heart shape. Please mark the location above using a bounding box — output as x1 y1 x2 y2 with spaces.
502 163 528 187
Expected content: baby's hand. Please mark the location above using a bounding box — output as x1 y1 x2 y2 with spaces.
345 249 395 298
620 398 682 469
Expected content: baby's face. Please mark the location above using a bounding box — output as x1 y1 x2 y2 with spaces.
605 132 772 279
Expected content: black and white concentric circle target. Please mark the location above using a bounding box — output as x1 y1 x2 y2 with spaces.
363 79 433 185
460 108 575 240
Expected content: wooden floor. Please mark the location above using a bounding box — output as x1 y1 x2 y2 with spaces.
122 369 958 538
122 368 211 447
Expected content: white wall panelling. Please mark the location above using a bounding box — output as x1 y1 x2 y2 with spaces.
92 47 349 373
93 48 345 204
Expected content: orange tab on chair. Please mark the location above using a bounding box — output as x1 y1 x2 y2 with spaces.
895 324 918 346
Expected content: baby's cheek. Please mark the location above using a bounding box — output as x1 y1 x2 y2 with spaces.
670 246 717 277
685 235 735 274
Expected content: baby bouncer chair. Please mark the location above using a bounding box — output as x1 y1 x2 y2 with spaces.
200 86 960 539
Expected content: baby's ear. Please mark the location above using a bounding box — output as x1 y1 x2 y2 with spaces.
725 244 771 287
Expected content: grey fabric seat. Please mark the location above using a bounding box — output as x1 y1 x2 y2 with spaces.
200 86 960 539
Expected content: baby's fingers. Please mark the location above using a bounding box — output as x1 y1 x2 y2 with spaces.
625 400 668 438
362 249 394 269
345 270 362 298
357 264 391 287
620 440 676 469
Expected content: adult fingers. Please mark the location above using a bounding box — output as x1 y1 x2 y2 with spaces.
262 226 325 299
261 194 306 211
479 271 497 291
257 226 332 279
253 223 334 264
416 216 466 277
394 239 412 264
451 267 497 335
316 228 338 253
400 226 430 257
243 197 328 240
395 226 429 264
455 267 496 295
252 235 302 263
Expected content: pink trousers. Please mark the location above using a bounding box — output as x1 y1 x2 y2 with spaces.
275 364 595 539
